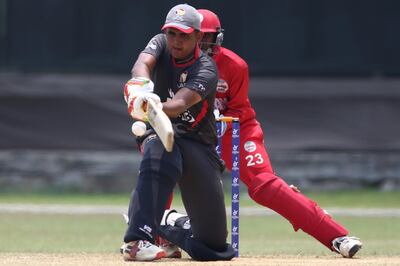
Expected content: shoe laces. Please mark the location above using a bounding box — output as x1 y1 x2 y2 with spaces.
137 240 153 249
333 236 360 252
340 236 360 245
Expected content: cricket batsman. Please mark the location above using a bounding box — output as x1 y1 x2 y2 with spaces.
120 4 235 261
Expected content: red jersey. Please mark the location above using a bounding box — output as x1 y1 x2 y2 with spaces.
212 48 350 251
213 47 256 124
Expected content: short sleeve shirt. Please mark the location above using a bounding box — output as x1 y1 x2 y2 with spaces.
142 34 218 145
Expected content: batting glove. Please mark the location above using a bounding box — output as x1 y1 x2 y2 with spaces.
130 92 163 121
124 77 154 103
123 77 156 120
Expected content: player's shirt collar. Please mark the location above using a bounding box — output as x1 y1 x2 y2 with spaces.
172 46 200 67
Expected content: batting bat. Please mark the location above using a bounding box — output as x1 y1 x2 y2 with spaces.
146 98 174 152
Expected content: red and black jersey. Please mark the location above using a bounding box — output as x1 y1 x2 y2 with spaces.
142 34 219 145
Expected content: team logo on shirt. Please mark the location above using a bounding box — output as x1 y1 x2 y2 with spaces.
178 71 188 89
217 79 229 93
194 82 205 91
145 37 157 50
180 71 188 83
244 141 257 152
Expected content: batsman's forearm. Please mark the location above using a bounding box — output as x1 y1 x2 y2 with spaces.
162 87 202 118
162 100 187 118
131 53 156 78
131 61 151 79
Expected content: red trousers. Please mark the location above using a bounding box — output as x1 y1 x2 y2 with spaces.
220 119 348 250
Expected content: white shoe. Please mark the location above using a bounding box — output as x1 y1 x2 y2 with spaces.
157 237 182 258
332 236 362 258
121 240 166 261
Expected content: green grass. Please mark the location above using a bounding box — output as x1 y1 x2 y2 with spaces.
0 189 400 256
0 190 399 256
0 213 399 256
301 190 400 208
0 189 399 208
237 215 400 256
0 213 123 253
0 192 131 205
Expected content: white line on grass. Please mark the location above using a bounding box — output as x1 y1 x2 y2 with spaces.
0 203 400 217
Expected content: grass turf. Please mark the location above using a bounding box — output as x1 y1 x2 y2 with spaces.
0 190 399 256
0 213 399 256
0 189 399 208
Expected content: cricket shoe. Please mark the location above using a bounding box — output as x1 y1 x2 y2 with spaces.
332 236 362 258
121 240 166 261
157 237 182 258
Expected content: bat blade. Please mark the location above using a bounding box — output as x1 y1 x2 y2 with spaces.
146 98 174 152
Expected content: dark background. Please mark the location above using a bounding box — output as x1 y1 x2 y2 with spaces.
1 0 400 151
1 0 400 191
1 0 400 76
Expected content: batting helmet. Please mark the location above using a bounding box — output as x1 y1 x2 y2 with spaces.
198 9 224 54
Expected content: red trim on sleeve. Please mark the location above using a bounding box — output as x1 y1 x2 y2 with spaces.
191 100 208 128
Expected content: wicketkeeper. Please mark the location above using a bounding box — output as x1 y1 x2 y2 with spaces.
198 9 363 258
